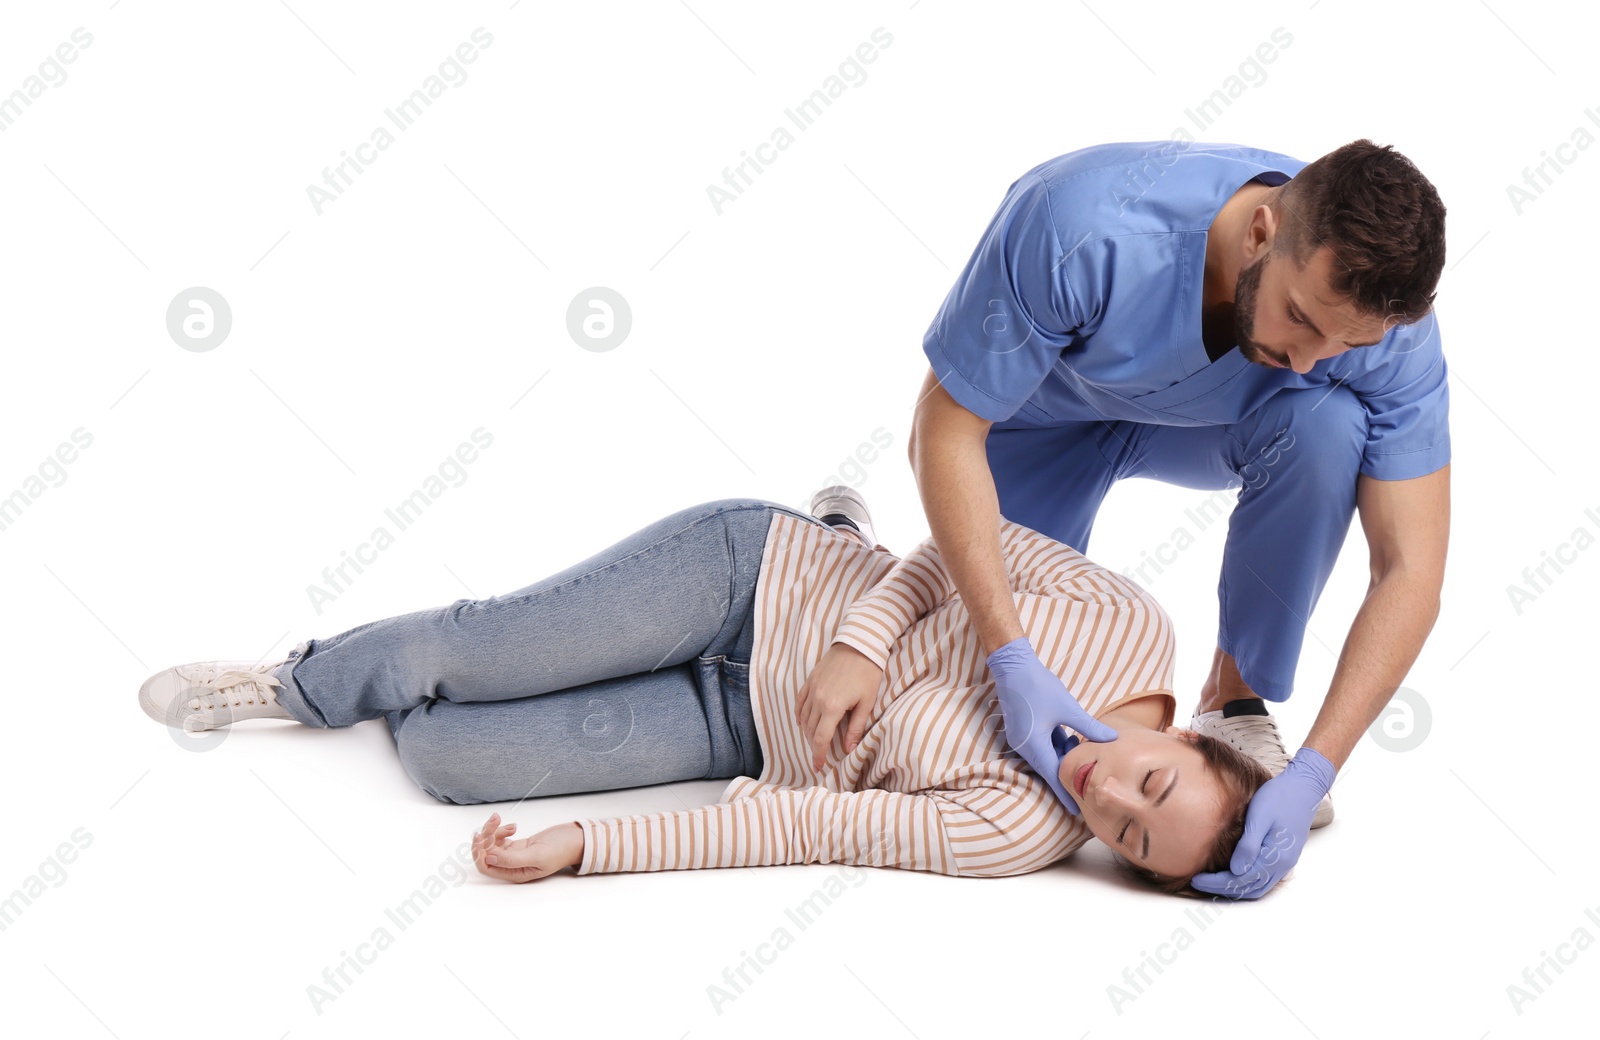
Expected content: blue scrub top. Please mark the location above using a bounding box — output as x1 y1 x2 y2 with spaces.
923 140 1450 482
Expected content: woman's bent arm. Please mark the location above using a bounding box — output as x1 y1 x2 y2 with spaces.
832 535 954 667
832 519 1112 666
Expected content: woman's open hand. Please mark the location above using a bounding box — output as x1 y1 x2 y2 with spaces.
471 812 584 884
795 642 885 772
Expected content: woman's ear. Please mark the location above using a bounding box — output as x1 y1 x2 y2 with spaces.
1165 724 1198 742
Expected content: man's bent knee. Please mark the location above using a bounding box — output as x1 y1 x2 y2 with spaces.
1234 384 1364 492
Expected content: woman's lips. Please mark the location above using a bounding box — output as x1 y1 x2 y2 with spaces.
1073 760 1095 798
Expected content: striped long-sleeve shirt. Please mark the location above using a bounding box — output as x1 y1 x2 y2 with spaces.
576 513 1177 878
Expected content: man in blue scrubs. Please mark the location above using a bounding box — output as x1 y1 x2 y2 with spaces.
908 139 1450 898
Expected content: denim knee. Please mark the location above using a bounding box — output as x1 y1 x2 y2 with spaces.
1233 383 1365 492
394 712 472 804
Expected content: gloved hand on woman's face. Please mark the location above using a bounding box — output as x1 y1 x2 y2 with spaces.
985 636 1117 814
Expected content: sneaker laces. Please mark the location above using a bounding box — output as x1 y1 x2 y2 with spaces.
181 664 285 713
1211 713 1292 774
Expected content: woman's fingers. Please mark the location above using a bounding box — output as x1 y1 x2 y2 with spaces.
477 812 501 842
474 816 498 856
478 858 534 883
844 707 869 752
472 813 521 877
484 840 541 869
800 697 821 761
475 814 516 839
804 690 851 770
472 820 556 884
811 705 842 771
483 837 557 883
802 701 819 768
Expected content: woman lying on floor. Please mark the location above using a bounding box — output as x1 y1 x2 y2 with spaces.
138 490 1270 896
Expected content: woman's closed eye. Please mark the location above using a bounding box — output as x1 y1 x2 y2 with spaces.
1116 769 1156 846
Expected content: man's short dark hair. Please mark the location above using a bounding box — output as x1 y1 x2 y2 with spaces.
1271 138 1447 328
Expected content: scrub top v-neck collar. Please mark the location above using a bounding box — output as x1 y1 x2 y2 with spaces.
1129 167 1294 415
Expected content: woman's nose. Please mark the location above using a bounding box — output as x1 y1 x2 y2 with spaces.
1096 774 1135 811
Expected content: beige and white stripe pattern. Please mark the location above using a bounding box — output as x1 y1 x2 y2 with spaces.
577 513 1176 878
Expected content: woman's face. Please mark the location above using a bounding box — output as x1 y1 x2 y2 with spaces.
1058 725 1230 878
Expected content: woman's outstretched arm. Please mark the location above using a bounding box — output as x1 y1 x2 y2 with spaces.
473 772 1087 884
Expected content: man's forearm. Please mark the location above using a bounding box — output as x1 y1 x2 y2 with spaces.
1303 571 1441 771
909 426 1023 657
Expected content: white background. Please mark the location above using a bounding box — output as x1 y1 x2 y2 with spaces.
1 1 1593 1037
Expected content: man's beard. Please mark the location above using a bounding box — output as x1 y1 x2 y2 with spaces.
1232 251 1287 368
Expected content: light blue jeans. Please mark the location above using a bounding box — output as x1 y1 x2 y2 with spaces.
270 498 834 804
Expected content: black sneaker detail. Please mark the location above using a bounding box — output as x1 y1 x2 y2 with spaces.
1222 698 1271 718
818 513 860 532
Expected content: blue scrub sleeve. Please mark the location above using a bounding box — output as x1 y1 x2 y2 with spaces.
922 172 1083 423
1343 309 1452 481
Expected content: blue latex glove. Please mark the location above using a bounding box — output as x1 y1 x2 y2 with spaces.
1191 746 1335 899
985 636 1117 814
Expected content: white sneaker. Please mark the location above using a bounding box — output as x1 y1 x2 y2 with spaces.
139 659 294 732
1190 704 1334 829
809 485 877 549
